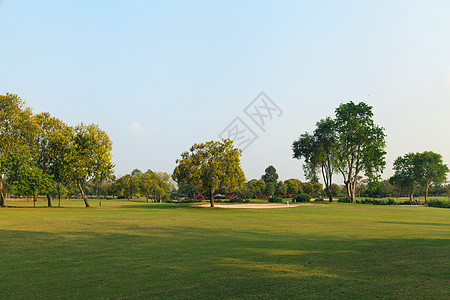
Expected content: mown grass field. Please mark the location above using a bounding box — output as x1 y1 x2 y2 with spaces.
1 199 449 299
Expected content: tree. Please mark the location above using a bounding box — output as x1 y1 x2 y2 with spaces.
334 102 386 203
264 181 275 196
172 139 245 207
64 123 114 207
238 179 266 199
330 183 342 197
415 151 449 203
131 169 142 176
113 174 139 199
293 118 336 201
261 165 279 185
283 179 302 195
390 153 420 201
33 112 72 207
0 94 38 207
391 152 449 202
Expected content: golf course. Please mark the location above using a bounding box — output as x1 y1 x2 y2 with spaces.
1 200 449 299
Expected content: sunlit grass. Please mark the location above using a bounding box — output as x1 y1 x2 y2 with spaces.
1 200 449 299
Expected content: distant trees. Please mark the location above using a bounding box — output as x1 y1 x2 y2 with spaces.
390 151 449 202
172 139 245 207
111 170 174 201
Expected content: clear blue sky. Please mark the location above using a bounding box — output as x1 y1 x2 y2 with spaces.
1 0 450 182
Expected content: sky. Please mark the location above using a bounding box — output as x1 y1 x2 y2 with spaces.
1 0 450 183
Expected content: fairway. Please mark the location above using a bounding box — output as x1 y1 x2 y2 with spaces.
1 201 449 299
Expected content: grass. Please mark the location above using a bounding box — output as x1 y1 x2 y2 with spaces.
1 200 449 299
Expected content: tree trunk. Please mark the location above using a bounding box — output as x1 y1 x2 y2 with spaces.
210 189 215 207
409 191 414 202
57 182 61 207
351 180 357 203
47 193 52 207
424 181 430 204
326 185 333 202
77 179 90 207
33 190 37 208
0 180 6 207
0 191 6 207
345 181 352 202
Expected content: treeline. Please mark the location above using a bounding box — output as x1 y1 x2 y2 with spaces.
2 94 449 208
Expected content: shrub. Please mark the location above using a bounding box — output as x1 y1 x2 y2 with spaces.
387 198 396 205
268 196 282 203
427 199 450 208
398 200 421 205
229 197 250 203
293 193 311 203
314 198 325 202
338 197 350 203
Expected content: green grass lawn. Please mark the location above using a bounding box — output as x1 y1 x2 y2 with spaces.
1 200 449 299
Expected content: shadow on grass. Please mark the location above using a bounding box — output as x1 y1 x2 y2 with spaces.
1 224 449 299
379 221 450 227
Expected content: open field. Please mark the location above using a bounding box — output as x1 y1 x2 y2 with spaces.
1 200 449 299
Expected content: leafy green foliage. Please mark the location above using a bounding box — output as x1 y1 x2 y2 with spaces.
391 151 449 203
268 196 282 203
334 102 386 203
293 117 336 201
427 199 450 208
261 165 279 185
172 139 245 207
293 193 311 202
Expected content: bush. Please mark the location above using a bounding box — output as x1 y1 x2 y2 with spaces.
314 198 325 202
398 200 420 205
268 196 282 203
359 198 397 205
293 193 311 203
281 194 294 198
338 197 350 203
229 197 249 203
427 199 450 208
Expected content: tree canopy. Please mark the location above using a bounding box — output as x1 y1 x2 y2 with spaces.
293 117 336 201
172 139 245 207
390 151 449 202
333 102 386 202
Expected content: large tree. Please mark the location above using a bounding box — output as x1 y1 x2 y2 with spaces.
33 112 71 207
293 117 336 201
172 139 245 207
334 102 386 203
64 123 114 207
0 94 37 207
